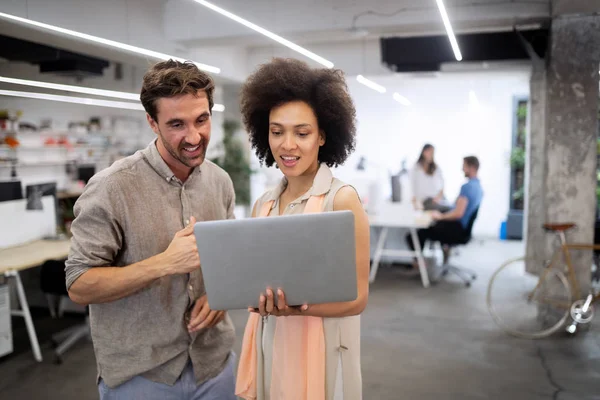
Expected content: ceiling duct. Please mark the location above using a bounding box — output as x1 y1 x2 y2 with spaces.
381 28 549 73
0 34 109 79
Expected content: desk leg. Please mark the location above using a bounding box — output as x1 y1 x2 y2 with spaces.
8 271 43 362
410 228 430 288
370 227 389 283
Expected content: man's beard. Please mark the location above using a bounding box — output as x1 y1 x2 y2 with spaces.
158 129 206 168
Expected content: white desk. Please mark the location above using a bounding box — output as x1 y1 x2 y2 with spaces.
369 205 433 288
0 239 71 362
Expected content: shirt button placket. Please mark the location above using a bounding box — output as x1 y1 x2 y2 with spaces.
181 185 191 227
181 185 195 301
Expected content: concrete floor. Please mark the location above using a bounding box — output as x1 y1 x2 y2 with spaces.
1 239 599 400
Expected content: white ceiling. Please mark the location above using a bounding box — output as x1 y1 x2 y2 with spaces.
165 0 551 46
0 0 554 84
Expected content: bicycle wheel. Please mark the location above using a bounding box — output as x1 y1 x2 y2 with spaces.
487 257 572 339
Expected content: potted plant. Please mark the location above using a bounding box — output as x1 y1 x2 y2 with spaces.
506 98 528 240
211 119 252 217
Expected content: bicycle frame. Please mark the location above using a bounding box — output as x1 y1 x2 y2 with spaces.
536 230 600 306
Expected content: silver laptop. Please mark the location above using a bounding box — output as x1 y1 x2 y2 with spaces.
194 211 357 310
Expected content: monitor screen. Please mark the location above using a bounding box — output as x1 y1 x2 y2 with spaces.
0 180 23 202
77 165 96 185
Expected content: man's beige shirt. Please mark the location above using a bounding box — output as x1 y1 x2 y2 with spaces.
65 141 236 388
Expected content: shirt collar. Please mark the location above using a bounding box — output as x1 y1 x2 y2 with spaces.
142 139 201 183
266 163 333 204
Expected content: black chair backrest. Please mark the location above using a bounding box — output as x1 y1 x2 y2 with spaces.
40 260 68 296
463 206 480 242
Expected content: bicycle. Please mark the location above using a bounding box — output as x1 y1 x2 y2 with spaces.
487 223 600 339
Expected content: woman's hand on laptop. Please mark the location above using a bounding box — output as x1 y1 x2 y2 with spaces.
249 288 309 317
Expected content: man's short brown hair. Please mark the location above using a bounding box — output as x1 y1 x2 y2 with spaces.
140 60 215 122
463 156 480 170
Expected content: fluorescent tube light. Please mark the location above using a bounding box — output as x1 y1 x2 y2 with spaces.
0 89 145 110
356 75 386 94
0 77 225 112
0 12 221 74
435 0 463 61
393 93 411 106
212 104 225 112
0 76 140 100
193 0 334 69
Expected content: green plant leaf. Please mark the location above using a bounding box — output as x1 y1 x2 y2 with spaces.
211 119 252 205
513 187 524 201
510 147 526 169
517 103 528 119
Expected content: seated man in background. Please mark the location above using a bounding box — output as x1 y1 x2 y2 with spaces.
406 156 483 265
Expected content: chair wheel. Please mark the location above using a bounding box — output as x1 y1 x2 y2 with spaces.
472 275 477 280
465 282 471 288
442 270 449 277
54 355 63 365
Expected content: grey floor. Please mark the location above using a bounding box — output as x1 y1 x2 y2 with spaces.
1 239 599 400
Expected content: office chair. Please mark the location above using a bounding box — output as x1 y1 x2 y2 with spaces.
40 260 90 364
434 208 479 287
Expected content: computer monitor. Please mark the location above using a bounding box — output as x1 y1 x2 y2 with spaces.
25 182 57 211
77 165 96 185
0 181 23 202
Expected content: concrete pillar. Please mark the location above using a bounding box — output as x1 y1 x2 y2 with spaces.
552 0 600 17
525 12 600 296
524 59 550 273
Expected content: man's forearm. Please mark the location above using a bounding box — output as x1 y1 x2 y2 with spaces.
440 209 462 221
68 254 167 305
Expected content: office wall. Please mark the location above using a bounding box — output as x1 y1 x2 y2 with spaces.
336 68 531 237
0 62 228 189
247 67 531 237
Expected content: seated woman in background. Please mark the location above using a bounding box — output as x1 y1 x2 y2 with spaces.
410 143 448 211
235 58 370 400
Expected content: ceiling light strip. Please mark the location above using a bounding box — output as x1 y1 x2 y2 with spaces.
356 75 386 94
0 77 225 112
0 12 221 74
393 92 411 106
194 0 334 69
0 76 140 100
435 0 463 62
0 89 145 110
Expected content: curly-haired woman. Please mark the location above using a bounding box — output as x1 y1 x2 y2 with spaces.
235 58 370 400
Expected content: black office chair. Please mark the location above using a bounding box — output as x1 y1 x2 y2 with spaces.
40 260 90 364
593 219 600 284
434 208 479 287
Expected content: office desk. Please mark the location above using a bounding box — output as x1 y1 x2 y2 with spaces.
0 239 71 361
369 207 433 288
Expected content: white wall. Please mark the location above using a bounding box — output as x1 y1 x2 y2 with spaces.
247 38 389 77
246 68 531 238
1 0 177 56
334 68 531 237
0 61 226 189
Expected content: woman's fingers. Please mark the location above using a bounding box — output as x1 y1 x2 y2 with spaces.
265 288 274 313
258 294 267 316
254 288 309 317
276 289 288 311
